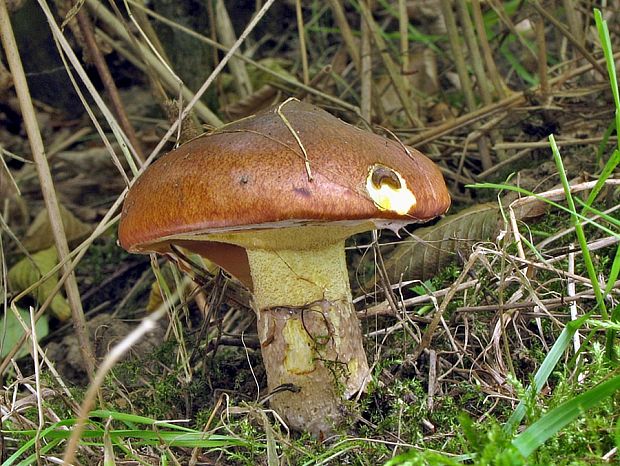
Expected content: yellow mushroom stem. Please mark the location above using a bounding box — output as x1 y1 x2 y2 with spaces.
247 242 369 434
204 226 371 434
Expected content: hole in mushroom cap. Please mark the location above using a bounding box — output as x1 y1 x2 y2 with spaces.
371 165 402 190
366 164 416 216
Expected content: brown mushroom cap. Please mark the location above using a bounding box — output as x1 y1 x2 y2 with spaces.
119 100 450 253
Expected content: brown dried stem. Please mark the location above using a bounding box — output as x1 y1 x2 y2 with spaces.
440 0 496 170
0 0 97 378
471 0 505 98
398 0 409 76
439 0 475 111
360 0 373 121
531 1 605 77
358 0 422 127
215 0 253 97
295 0 310 86
76 9 145 162
535 14 550 103
327 0 360 71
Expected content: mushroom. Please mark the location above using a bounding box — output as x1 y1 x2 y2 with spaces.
118 100 450 435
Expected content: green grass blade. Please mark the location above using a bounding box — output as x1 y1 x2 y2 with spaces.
1 421 70 466
594 9 620 150
581 148 620 210
512 375 620 458
596 121 616 165
549 135 609 325
606 244 620 296
88 410 198 432
469 182 620 239
574 197 620 229
503 314 591 433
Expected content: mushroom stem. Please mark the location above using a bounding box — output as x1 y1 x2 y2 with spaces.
246 241 369 434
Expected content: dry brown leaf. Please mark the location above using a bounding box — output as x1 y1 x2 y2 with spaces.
146 279 163 314
379 203 502 283
7 246 71 321
222 84 279 120
374 196 551 285
408 48 439 96
22 204 91 252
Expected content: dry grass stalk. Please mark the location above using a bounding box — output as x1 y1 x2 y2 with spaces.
126 0 359 113
61 284 180 465
439 0 475 111
76 8 145 162
535 14 550 103
295 0 309 86
439 0 496 171
0 0 97 380
456 1 500 171
454 1 492 105
471 0 505 98
561 0 584 46
327 0 361 71
360 0 373 121
409 250 482 362
531 1 605 77
215 0 253 98
358 0 422 127
408 51 620 147
59 0 278 458
86 0 223 126
398 0 409 83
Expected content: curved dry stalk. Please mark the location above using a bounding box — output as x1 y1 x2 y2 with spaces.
76 9 145 162
85 0 223 127
125 0 360 114
0 0 97 379
215 0 253 97
358 0 422 127
61 284 182 465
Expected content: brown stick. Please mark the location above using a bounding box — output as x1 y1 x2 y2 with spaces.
76 9 145 162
